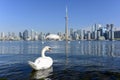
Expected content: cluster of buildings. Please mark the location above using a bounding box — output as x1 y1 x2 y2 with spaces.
0 29 61 41
69 24 118 41
0 23 120 41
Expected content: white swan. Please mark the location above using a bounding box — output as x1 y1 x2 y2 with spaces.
28 46 53 70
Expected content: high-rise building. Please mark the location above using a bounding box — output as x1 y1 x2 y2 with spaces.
0 32 5 40
74 31 79 40
94 31 97 40
87 31 91 40
114 31 120 39
94 24 98 31
65 6 68 41
23 30 29 40
38 32 42 40
110 24 114 40
70 28 74 40
105 24 114 40
34 31 38 40
97 30 101 40
83 30 86 39
77 29 81 38
80 29 84 40
104 24 110 40
31 29 36 40
19 32 23 40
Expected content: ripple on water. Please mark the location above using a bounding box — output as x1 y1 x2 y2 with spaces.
48 70 120 80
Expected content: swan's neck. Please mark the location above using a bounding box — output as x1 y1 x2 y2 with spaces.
41 49 46 57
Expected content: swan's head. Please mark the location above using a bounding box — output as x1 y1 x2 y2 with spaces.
43 46 52 52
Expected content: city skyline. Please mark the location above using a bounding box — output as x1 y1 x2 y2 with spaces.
0 0 120 33
0 23 120 41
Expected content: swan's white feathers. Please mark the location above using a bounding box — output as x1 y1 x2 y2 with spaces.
34 57 53 69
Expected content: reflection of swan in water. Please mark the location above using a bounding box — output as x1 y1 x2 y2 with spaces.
78 41 80 44
28 46 53 70
42 41 44 44
30 67 53 80
68 41 70 44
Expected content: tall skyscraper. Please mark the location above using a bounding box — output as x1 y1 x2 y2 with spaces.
1 32 5 40
110 24 114 40
80 29 84 40
23 30 29 41
19 32 23 40
70 28 74 40
65 6 68 41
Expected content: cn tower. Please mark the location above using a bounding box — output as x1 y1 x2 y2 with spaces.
65 6 68 41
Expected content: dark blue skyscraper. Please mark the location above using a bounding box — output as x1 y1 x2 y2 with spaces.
23 30 29 40
70 28 74 40
19 32 23 40
110 24 114 40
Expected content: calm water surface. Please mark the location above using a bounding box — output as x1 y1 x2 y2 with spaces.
0 41 120 80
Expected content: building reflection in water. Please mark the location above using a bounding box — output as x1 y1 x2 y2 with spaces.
0 41 42 54
65 41 69 66
30 67 53 80
77 41 116 57
0 41 119 57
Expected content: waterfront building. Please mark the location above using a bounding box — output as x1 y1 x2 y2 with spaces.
87 31 91 40
74 31 79 40
38 32 45 41
110 24 114 40
99 28 103 36
108 31 111 40
80 29 83 40
30 29 39 41
83 30 86 39
114 31 120 40
104 24 109 40
0 32 5 40
92 24 100 40
91 32 94 40
38 32 42 40
94 24 99 31
7 32 15 40
97 30 101 40
77 29 81 39
94 31 97 40
11 32 16 39
104 24 115 40
104 31 109 40
23 30 29 41
19 32 23 40
57 32 63 40
70 28 74 40
107 24 114 40
45 34 61 41
30 29 34 41
106 24 110 30
34 31 38 40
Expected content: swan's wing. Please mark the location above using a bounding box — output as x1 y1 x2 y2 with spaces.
34 57 53 69
34 57 42 64
35 57 53 64
28 61 37 70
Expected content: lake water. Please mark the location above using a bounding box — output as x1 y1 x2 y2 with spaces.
0 41 120 80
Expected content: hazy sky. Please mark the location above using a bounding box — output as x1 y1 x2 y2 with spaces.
0 0 120 33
